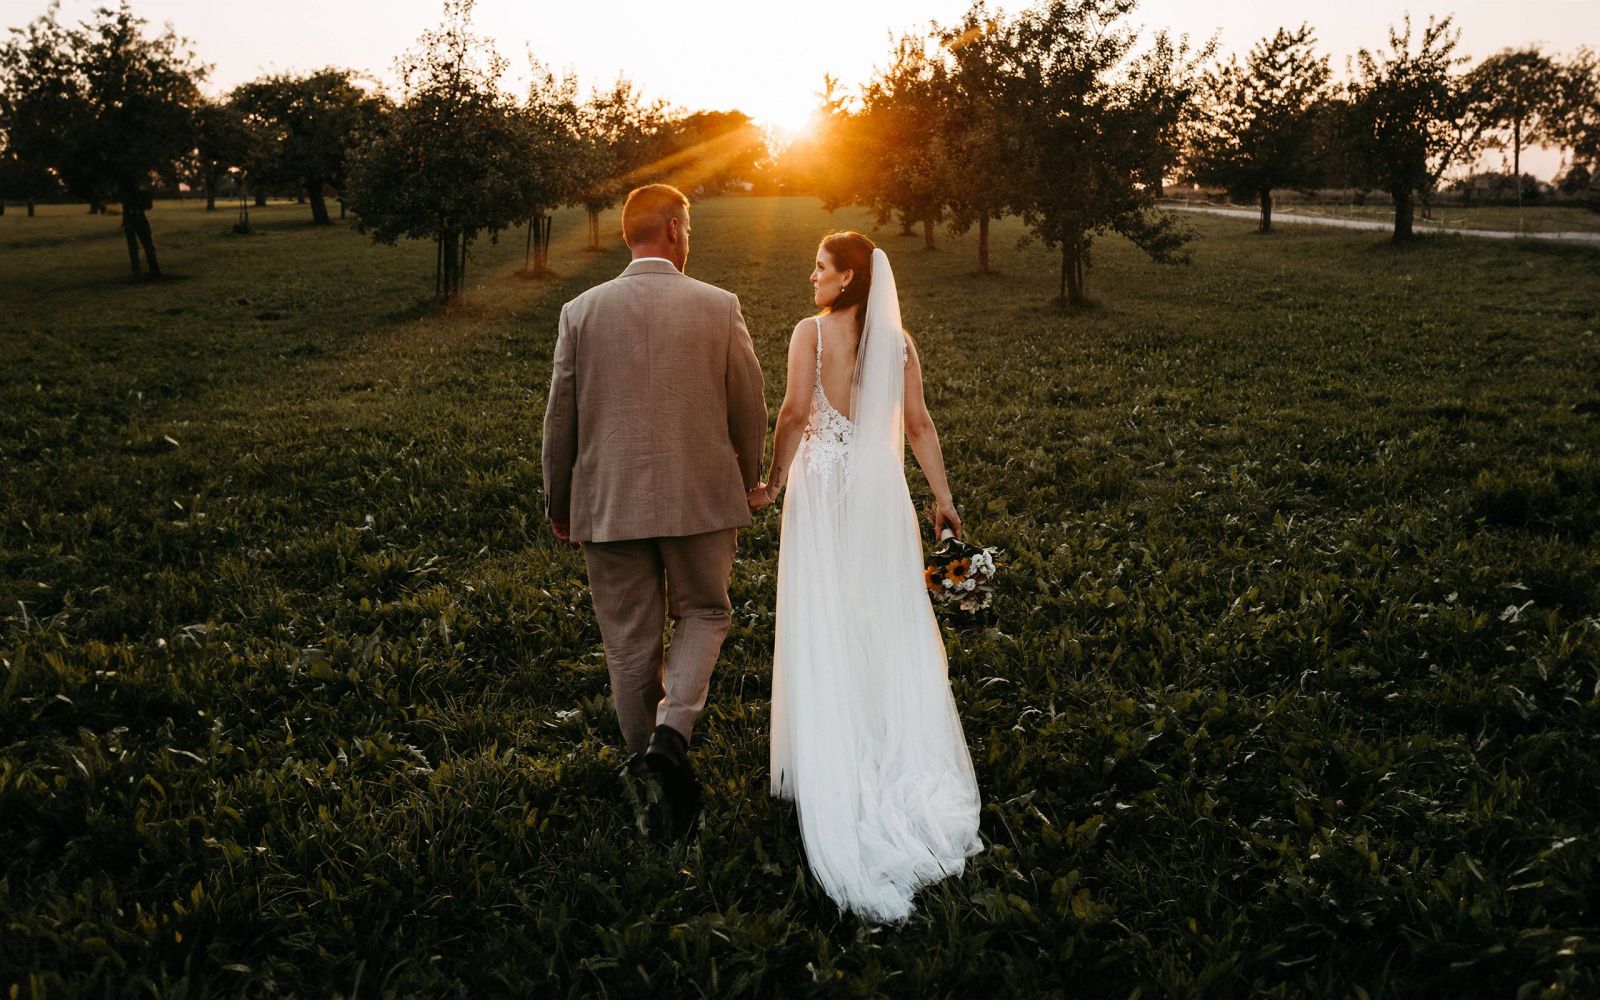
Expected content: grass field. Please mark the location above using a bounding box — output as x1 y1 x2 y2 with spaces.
3 196 1599 998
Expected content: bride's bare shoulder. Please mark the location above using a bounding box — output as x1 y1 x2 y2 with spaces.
789 316 820 345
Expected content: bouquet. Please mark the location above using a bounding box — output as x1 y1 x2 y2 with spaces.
924 529 1001 612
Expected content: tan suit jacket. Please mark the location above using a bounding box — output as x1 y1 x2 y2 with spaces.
542 259 767 544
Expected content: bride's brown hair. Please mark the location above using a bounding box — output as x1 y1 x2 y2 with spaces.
819 231 875 339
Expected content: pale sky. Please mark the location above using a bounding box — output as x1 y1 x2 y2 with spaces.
5 0 1598 176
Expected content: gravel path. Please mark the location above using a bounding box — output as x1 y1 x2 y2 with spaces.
1166 203 1600 245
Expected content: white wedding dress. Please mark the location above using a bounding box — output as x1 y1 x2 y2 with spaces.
769 249 983 923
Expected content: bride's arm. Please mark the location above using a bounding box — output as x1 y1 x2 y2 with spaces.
903 339 962 540
765 320 816 497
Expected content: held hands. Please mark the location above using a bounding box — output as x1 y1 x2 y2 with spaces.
932 497 962 542
747 482 776 513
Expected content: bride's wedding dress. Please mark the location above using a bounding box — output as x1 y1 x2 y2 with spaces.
769 249 983 923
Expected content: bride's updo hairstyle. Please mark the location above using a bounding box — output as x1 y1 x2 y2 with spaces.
820 230 875 338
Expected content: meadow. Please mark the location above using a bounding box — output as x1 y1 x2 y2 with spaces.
2 195 1598 998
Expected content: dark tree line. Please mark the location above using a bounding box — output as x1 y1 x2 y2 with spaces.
1189 18 1599 240
4 0 1597 296
0 0 767 298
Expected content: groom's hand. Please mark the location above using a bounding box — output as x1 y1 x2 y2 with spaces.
549 518 578 548
746 483 773 513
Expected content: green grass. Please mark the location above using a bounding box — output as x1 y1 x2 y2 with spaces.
3 196 1599 998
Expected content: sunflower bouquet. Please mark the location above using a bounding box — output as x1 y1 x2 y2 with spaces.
924 530 1001 613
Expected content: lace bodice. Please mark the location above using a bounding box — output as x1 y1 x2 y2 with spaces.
802 318 854 487
801 318 908 487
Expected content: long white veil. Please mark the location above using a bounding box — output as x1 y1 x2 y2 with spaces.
770 247 983 923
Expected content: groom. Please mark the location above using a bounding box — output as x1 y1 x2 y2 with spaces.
541 183 770 839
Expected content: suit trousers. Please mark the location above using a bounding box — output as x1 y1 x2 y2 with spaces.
581 527 738 754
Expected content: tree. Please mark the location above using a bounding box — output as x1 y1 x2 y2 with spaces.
1550 47 1599 205
1347 16 1489 241
1190 25 1331 233
1468 47 1561 209
231 69 383 225
344 0 529 302
0 141 57 216
517 60 583 273
859 34 950 248
573 79 668 250
1008 0 1196 307
933 2 1020 272
191 99 257 212
0 1 204 277
657 110 768 194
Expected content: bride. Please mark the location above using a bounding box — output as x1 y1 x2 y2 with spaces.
763 231 983 922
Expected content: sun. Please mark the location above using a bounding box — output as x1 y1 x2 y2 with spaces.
755 99 827 149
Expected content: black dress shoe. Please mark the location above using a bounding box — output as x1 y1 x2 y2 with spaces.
643 725 702 842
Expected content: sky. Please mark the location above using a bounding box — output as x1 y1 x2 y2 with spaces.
4 0 1598 177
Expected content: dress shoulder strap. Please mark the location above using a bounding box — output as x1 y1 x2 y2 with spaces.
813 316 824 376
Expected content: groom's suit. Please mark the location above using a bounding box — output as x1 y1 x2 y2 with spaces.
542 258 766 753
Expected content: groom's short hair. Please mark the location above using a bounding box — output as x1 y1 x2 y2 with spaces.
622 183 690 246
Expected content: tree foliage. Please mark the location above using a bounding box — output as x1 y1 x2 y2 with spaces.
344 0 532 301
515 60 583 272
191 99 258 212
1550 47 1600 205
1007 0 1200 306
1346 16 1489 241
572 79 668 249
1190 25 1331 232
858 33 950 248
0 140 57 215
1467 47 1561 208
932 3 1020 271
230 69 385 225
0 0 204 276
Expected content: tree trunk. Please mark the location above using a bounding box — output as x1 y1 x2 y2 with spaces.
922 217 935 249
295 191 305 205
977 215 990 274
587 207 601 250
0 201 5 217
1057 241 1087 307
1259 188 1273 234
26 199 34 217
1514 116 1522 210
1392 188 1414 242
900 216 915 237
338 197 346 220
122 217 143 278
440 228 460 302
254 190 267 208
307 176 331 225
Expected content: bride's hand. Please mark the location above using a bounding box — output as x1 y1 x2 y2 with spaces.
933 498 961 541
